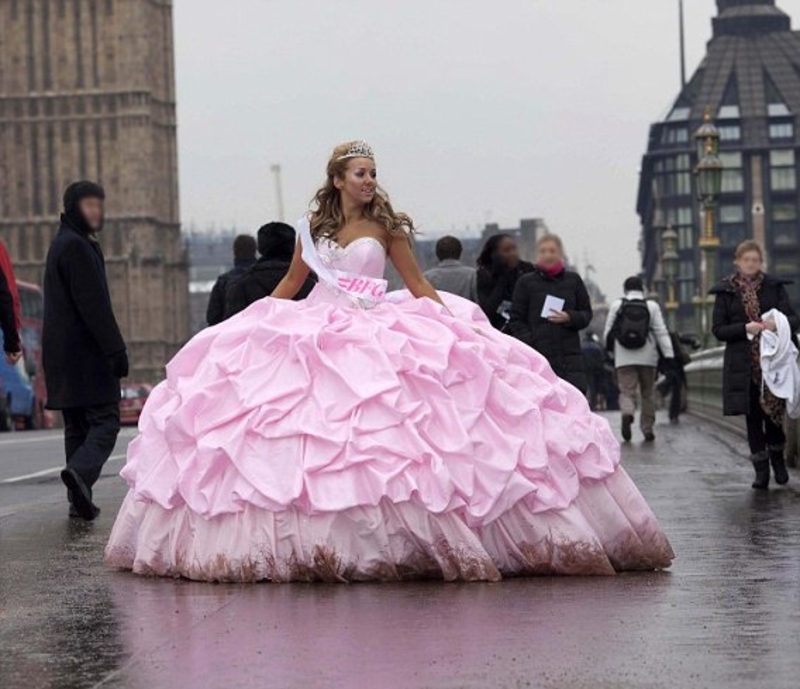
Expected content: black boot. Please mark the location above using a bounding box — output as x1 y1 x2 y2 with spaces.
621 414 633 443
769 446 789 486
60 468 100 521
751 452 770 490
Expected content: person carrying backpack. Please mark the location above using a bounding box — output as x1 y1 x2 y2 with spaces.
604 276 674 443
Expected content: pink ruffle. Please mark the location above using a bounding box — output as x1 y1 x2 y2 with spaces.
107 293 673 580
119 295 619 524
106 467 673 582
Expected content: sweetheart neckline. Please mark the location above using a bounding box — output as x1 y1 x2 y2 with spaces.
320 236 387 254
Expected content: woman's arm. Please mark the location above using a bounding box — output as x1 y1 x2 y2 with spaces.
711 293 747 342
389 234 446 306
650 303 674 358
507 278 534 346
564 276 593 331
271 240 312 300
477 267 511 321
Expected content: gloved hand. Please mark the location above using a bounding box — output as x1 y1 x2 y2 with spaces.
108 350 129 379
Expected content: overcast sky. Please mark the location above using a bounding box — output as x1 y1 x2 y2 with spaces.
173 0 800 294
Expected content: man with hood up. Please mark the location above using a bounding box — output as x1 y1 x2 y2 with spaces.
224 222 315 318
43 181 128 521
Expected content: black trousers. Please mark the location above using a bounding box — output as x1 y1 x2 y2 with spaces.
745 384 785 455
657 370 684 421
62 402 121 496
586 371 603 411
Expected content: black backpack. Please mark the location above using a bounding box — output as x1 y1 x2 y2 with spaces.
613 299 651 350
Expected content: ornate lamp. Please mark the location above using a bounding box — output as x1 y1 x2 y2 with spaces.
694 107 720 160
693 107 723 345
661 225 680 330
696 145 723 205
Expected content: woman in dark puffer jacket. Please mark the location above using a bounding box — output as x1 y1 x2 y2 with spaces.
507 234 593 392
711 240 800 490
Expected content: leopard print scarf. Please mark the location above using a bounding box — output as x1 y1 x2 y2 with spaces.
731 271 785 424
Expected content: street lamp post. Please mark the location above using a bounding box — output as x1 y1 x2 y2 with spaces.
661 225 680 331
694 108 723 346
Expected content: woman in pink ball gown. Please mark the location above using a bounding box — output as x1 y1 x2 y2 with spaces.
105 141 674 582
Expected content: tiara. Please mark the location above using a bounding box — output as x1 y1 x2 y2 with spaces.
336 141 375 161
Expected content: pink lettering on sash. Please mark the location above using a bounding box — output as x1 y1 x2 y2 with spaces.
337 275 387 300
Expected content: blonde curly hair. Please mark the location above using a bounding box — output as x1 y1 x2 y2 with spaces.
309 141 415 241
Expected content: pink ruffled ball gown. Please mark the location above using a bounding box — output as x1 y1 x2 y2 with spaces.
105 235 674 582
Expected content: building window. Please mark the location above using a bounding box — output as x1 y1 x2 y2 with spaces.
773 225 799 248
772 172 796 191
666 107 691 122
679 260 695 280
719 125 742 142
774 258 799 275
768 103 791 117
677 207 693 225
769 123 794 140
721 171 745 193
678 225 694 249
720 152 743 167
719 152 744 193
772 203 797 222
661 127 689 145
657 172 693 198
770 150 795 166
770 150 797 191
679 281 695 305
718 105 741 119
719 205 745 223
720 224 747 246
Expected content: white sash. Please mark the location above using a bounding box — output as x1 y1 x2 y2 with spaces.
297 216 388 308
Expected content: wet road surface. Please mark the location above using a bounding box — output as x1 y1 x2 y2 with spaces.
1 415 800 689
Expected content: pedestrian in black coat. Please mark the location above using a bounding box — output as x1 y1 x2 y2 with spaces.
476 233 534 331
224 222 315 318
43 181 128 520
206 234 257 326
711 240 800 490
507 234 593 392
656 332 691 423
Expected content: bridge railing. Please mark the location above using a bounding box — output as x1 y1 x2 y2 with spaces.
684 346 799 467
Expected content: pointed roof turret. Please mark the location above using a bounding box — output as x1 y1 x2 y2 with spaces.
714 1 791 37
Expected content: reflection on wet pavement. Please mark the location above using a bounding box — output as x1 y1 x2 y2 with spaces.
2 416 800 688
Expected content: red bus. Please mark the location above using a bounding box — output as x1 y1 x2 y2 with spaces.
17 281 54 429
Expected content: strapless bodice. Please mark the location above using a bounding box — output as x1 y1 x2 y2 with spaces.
315 237 387 279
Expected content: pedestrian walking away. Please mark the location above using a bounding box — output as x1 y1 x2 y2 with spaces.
424 235 479 303
42 181 128 521
0 240 22 365
476 233 534 331
206 234 257 326
656 331 692 424
604 276 674 442
105 140 673 582
224 222 315 318
507 234 593 392
583 334 607 411
711 240 800 490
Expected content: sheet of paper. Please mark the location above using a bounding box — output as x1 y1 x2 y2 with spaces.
541 295 566 319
